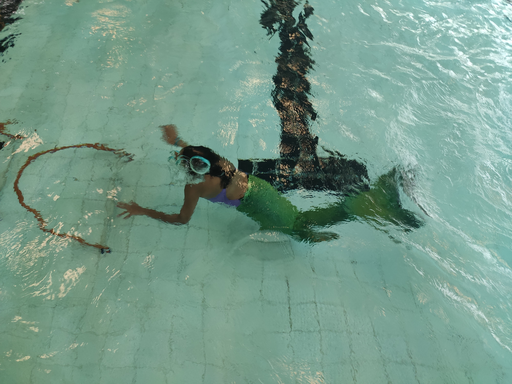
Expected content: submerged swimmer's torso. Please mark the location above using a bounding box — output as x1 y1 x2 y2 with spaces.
207 189 241 207
200 171 248 207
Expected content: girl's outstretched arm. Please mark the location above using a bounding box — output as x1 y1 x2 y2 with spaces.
117 185 201 225
117 201 189 224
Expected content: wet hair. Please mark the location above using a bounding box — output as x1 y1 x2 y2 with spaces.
180 146 235 189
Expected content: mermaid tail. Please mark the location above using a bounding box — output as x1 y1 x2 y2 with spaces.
344 168 423 230
238 169 423 243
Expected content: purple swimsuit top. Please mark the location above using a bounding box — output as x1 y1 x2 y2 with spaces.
207 189 241 207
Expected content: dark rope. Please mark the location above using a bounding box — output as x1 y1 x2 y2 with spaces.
14 143 133 252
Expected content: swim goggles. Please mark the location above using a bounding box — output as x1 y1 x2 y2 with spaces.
172 151 211 175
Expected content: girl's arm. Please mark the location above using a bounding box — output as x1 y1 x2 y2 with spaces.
161 124 188 148
117 184 201 225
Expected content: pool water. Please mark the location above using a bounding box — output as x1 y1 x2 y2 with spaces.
1 0 512 383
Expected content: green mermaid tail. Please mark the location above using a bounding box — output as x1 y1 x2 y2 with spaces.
237 170 423 243
344 168 423 230
237 175 299 234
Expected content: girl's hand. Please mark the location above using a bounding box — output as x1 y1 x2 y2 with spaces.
161 124 179 145
117 201 146 219
161 124 187 147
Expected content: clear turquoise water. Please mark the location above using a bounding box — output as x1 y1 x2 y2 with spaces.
1 0 511 383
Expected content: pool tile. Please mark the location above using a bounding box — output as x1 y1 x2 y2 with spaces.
148 280 181 308
99 367 136 384
52 303 88 333
343 312 374 337
406 333 442 369
116 275 153 304
167 361 206 384
261 302 291 333
72 363 102 383
314 279 344 306
184 227 209 249
291 302 320 332
47 329 78 366
135 330 171 368
378 334 410 364
170 330 205 366
1 332 47 365
289 330 322 361
203 306 234 334
31 364 75 384
231 275 263 304
134 367 167 384
230 302 264 334
385 361 419 384
74 332 106 366
415 365 450 383
78 301 114 336
102 327 141 368
322 362 356 384
320 330 351 364
288 275 316 305
127 224 163 254
203 276 233 308
385 284 417 311
317 303 346 333
351 331 382 363
261 276 289 304
353 357 389 383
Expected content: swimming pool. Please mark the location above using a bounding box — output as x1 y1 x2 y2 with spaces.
1 0 511 382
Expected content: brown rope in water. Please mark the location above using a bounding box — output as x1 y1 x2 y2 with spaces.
0 120 25 140
13 143 133 252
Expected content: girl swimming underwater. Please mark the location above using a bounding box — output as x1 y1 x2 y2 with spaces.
117 125 422 242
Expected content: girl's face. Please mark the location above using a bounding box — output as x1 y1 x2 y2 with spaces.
174 149 211 175
169 149 204 186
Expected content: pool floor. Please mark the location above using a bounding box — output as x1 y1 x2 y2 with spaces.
1 0 511 382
